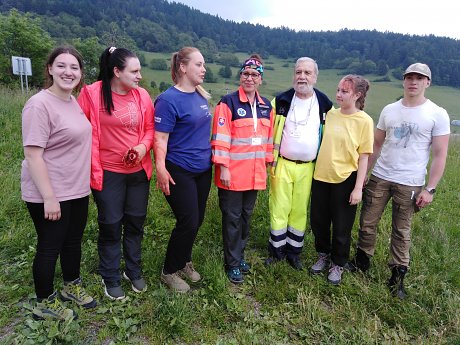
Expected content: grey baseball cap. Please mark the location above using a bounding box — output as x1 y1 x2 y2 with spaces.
403 63 431 80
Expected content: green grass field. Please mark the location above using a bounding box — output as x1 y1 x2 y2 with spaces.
0 73 459 344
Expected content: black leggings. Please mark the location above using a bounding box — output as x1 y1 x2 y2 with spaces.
163 161 212 274
27 196 89 299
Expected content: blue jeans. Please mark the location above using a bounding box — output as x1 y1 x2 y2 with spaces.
92 170 150 282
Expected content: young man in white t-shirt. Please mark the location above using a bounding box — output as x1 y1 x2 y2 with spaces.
348 63 450 299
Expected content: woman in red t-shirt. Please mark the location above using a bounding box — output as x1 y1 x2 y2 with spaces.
78 47 154 300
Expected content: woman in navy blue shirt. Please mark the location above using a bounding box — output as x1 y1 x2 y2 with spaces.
154 46 212 293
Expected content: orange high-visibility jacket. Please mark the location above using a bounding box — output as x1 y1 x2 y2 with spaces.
211 87 274 191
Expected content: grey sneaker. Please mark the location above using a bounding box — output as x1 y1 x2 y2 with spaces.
328 264 344 285
123 272 147 293
32 291 76 321
102 279 125 300
161 271 190 293
310 253 331 274
178 262 201 282
60 277 97 308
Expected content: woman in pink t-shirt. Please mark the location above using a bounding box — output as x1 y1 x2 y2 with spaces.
21 46 96 321
78 47 154 300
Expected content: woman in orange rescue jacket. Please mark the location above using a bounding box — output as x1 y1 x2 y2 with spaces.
211 54 274 284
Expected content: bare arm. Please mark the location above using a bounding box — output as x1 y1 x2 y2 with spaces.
366 128 386 175
24 146 61 220
153 131 175 195
416 134 450 207
349 153 370 205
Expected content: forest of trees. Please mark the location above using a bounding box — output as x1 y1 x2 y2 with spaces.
1 0 460 88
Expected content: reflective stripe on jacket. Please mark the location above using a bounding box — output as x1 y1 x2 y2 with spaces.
211 87 274 191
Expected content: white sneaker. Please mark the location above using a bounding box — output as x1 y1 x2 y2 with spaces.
328 264 344 285
310 253 331 274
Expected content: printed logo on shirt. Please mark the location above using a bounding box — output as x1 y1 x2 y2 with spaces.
154 117 162 123
218 117 226 126
237 108 247 117
113 102 139 131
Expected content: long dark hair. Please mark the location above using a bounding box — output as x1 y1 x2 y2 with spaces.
97 46 137 115
44 46 84 91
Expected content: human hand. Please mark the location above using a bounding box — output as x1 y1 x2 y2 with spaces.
219 166 231 188
349 188 363 205
156 166 175 196
44 197 61 221
415 189 433 209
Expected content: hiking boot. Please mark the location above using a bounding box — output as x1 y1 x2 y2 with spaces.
32 291 77 321
178 262 201 282
240 259 251 274
102 279 125 300
60 277 97 308
287 256 303 270
227 267 244 284
310 253 331 274
123 272 147 293
346 248 370 272
388 265 408 299
328 264 344 285
161 271 190 293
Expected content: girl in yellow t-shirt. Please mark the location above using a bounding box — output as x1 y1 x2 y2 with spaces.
309 75 374 285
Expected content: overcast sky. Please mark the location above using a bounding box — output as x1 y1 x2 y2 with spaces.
171 0 460 40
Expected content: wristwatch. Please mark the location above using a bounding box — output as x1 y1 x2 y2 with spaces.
425 187 436 194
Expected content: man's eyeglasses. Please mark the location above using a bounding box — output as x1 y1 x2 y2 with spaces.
241 72 261 79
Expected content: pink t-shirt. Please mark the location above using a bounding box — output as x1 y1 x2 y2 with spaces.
99 91 142 173
21 89 92 202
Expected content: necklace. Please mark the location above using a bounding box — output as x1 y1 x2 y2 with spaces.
290 94 314 130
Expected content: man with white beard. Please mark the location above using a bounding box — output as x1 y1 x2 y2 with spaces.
265 57 333 270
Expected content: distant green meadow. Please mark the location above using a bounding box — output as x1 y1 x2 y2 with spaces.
0 70 459 344
141 51 460 134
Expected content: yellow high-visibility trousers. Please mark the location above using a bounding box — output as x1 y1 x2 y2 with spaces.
268 157 315 258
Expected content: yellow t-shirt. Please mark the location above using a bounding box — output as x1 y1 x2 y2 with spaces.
314 108 374 183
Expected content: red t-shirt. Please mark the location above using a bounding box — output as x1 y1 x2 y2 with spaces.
99 91 142 173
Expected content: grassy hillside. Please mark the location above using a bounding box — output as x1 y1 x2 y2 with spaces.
142 52 460 133
0 83 459 344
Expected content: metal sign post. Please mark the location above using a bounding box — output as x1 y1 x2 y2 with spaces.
12 56 32 94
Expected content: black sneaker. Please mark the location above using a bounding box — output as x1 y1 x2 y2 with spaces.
240 259 251 274
102 279 125 300
123 272 147 293
227 267 244 284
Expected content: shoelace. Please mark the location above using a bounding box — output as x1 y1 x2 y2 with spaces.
68 284 90 300
315 256 328 267
329 265 343 274
46 298 67 315
185 262 195 272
